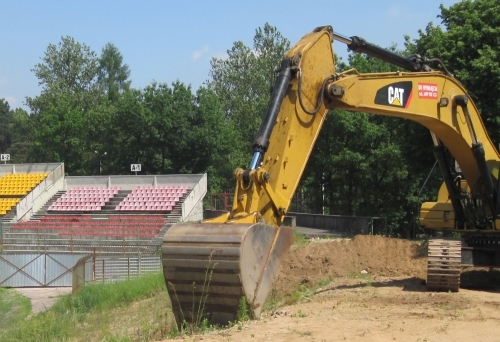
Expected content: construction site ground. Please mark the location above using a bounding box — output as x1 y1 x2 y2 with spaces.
176 235 500 342
11 235 500 341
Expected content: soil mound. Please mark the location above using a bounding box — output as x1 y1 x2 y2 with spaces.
274 235 427 296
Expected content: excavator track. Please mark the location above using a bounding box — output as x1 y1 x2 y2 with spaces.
162 222 293 327
426 239 461 292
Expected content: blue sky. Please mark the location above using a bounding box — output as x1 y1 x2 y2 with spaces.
1 0 458 111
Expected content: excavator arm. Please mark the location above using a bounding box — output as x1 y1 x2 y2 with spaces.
162 25 500 326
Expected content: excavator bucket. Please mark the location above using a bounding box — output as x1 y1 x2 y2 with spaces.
162 222 294 326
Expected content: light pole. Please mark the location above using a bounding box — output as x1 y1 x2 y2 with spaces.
94 151 107 175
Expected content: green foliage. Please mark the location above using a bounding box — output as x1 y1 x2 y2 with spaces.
208 23 290 165
406 0 500 144
293 228 308 247
26 36 102 116
237 297 250 322
297 309 307 318
0 272 166 342
302 49 441 236
99 43 131 102
0 99 12 154
318 275 334 287
0 288 32 333
52 272 164 314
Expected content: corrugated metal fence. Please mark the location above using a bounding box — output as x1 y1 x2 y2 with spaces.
72 254 161 292
0 253 161 288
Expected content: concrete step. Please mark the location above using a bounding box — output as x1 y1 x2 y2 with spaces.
4 232 161 242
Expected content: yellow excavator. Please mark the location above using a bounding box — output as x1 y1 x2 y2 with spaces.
162 26 500 326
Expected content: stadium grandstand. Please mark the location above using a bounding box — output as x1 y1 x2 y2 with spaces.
0 163 207 255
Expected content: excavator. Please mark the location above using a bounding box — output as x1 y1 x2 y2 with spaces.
162 26 500 326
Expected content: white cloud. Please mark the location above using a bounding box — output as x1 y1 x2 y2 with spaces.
386 6 402 17
192 45 210 61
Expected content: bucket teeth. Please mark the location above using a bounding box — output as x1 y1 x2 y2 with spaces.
162 222 294 326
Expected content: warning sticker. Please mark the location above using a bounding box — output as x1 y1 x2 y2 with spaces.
418 83 438 99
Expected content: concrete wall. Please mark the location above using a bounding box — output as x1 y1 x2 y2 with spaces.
182 173 207 222
202 210 381 237
287 212 370 236
65 174 204 191
0 163 61 176
17 163 65 221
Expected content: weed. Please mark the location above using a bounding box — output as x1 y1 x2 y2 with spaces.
347 271 372 286
318 275 333 287
168 254 217 336
237 297 250 322
263 287 280 312
297 309 307 317
284 284 315 306
293 228 308 247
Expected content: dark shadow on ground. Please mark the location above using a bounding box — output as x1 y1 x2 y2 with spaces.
461 268 500 293
315 277 427 294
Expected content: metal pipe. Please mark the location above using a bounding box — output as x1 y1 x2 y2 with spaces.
249 152 261 170
331 32 352 45
251 57 293 169
432 134 465 229
332 32 429 72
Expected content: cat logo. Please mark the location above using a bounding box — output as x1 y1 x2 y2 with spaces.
374 81 413 108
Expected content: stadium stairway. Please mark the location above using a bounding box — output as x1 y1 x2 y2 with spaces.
1 188 190 255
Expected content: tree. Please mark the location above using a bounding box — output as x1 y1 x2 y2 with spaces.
32 99 86 174
27 36 111 174
208 23 290 163
26 36 101 116
10 108 35 163
98 43 131 102
0 99 12 153
189 87 241 191
406 0 500 143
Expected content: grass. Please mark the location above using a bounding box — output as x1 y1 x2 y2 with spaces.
0 272 169 342
348 271 373 286
0 288 32 333
293 228 308 247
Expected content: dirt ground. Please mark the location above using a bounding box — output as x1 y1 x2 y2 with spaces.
172 235 500 342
